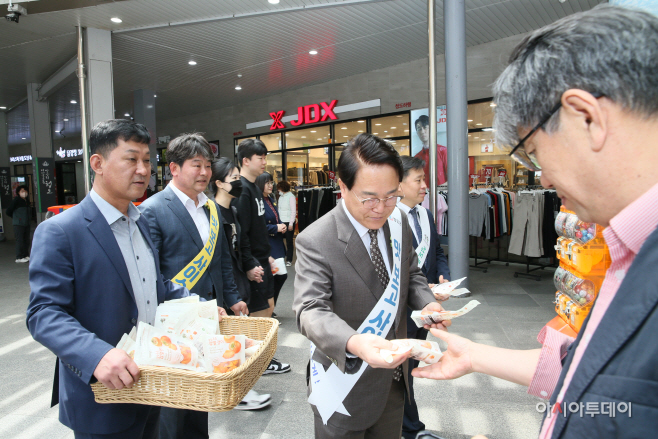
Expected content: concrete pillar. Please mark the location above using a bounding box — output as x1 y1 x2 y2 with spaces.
0 111 9 239
27 83 54 224
133 89 157 163
444 0 469 286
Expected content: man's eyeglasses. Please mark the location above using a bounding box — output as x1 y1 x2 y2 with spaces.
508 92 603 172
352 191 398 209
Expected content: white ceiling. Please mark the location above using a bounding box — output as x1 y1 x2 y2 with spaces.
1 0 604 140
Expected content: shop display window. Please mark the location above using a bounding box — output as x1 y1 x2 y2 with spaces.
371 114 410 139
260 133 282 151
285 126 331 149
467 101 495 130
286 147 330 187
265 151 284 183
334 121 365 143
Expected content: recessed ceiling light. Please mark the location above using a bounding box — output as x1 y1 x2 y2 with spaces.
482 128 494 131
22 137 26 140
474 137 479 139
71 100 77 104
268 0 280 3
341 127 347 130
317 138 322 140
0 106 6 110
397 115 403 118
476 123 482 126
309 50 318 55
357 120 365 123
343 136 348 138
404 130 409 132
391 127 396 129
301 136 306 138
373 133 378 135
403 123 407 125
154 94 157 98
147 105 153 109
358 130 364 133
310 130 316 133
111 17 122 23
467 119 473 122
188 60 197 66
490 103 497 107
285 134 289 136
235 86 242 90
63 118 69 121
468 134 472 137
384 130 388 133
124 113 130 116
375 123 381 126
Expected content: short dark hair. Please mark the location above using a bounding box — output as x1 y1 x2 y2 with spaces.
276 180 290 192
89 119 150 157
336 133 403 190
209 157 239 196
17 185 28 194
167 133 213 168
237 139 267 167
254 172 273 194
400 156 425 178
414 115 429 131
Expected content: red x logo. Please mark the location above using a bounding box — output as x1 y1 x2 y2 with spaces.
320 100 338 121
270 110 285 130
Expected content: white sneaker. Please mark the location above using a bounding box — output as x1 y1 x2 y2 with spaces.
15 258 28 263
233 390 272 410
285 261 292 267
24 256 29 261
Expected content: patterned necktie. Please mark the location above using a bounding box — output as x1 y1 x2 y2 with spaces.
368 229 401 381
409 207 423 243
368 229 390 289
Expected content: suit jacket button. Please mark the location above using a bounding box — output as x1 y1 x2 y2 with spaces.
131 318 137 324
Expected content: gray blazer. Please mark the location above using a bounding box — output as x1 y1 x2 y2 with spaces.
293 201 435 431
138 185 241 308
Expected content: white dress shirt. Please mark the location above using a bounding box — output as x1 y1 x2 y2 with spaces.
342 200 391 274
169 181 210 245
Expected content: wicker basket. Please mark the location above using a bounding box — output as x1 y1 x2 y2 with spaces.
91 316 278 412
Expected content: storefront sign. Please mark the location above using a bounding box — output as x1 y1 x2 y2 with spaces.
270 100 338 130
0 167 11 209
498 170 507 177
246 99 381 131
55 147 83 159
395 102 411 110
9 155 32 163
327 170 336 181
233 131 243 136
36 157 57 212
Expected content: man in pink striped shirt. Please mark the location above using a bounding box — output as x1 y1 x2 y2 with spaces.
413 5 658 438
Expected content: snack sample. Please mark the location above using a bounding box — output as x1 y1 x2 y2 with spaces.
379 339 443 364
203 334 246 374
411 300 481 327
244 338 262 358
431 277 467 297
134 322 199 371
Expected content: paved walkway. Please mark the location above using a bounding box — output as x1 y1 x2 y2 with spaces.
0 238 556 439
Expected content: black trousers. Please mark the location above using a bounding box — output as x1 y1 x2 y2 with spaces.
284 225 295 263
13 225 30 259
74 406 160 439
402 309 428 438
159 407 208 439
273 273 288 306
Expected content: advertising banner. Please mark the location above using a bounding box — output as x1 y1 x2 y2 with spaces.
410 106 448 186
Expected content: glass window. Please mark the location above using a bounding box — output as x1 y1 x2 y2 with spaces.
260 133 282 151
371 114 410 139
388 138 411 156
334 121 366 143
286 147 330 187
467 130 506 155
265 152 284 182
285 126 331 149
467 101 495 130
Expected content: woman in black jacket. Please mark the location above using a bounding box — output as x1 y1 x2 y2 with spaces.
6 185 31 263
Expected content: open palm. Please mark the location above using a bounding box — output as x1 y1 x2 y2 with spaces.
411 328 474 380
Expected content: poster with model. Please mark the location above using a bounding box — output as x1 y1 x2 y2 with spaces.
410 106 448 186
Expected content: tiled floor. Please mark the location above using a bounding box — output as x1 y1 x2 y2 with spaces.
0 239 557 439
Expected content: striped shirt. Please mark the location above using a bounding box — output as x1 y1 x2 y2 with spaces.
533 181 658 438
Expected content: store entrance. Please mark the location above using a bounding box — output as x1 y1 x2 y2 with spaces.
55 161 84 205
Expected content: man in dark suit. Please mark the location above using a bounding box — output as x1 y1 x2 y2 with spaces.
396 156 450 439
26 119 189 439
293 134 450 438
139 133 248 439
413 6 658 438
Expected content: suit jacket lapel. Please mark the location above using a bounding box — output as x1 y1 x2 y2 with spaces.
163 185 204 250
552 226 658 438
336 202 383 301
383 222 393 269
81 197 136 303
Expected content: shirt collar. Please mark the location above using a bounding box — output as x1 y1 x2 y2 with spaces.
606 181 658 256
396 200 417 215
89 189 140 225
169 181 208 208
341 199 371 239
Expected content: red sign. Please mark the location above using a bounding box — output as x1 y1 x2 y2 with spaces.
395 102 411 109
327 170 336 181
498 170 507 177
270 100 338 130
233 131 243 136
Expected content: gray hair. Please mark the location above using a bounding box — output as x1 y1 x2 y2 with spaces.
493 5 658 148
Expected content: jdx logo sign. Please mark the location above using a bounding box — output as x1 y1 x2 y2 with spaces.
269 100 338 130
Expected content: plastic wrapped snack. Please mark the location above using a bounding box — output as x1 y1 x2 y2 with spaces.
174 312 220 355
244 338 262 358
116 333 136 359
203 334 246 374
379 339 443 365
410 300 481 327
431 277 467 298
134 322 199 371
165 295 200 304
154 303 199 334
198 299 220 321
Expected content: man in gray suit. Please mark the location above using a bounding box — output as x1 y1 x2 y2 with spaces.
139 134 248 439
293 133 450 439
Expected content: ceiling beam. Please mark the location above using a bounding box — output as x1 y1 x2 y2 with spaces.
36 56 77 101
